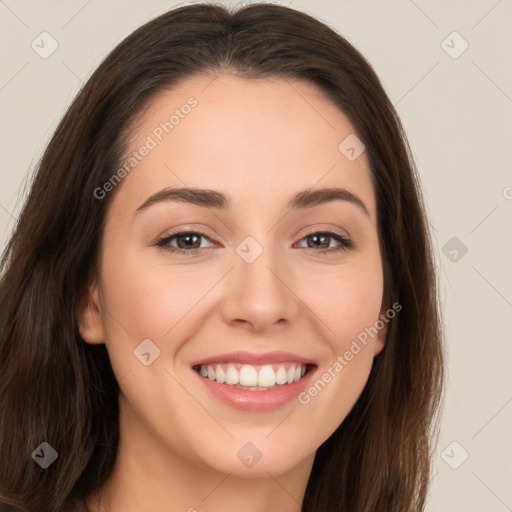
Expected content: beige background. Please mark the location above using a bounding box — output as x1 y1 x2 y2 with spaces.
1 0 511 510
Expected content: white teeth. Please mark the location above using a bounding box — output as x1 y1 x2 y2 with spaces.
275 366 287 385
258 365 276 387
239 365 258 386
197 362 309 389
225 364 239 385
215 364 225 384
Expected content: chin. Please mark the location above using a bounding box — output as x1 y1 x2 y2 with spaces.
192 436 314 478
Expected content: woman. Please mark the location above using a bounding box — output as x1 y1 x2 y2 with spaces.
0 3 444 511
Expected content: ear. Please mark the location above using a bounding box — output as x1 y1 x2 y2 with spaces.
77 278 106 344
373 305 389 357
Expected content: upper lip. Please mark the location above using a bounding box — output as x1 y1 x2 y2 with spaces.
191 351 316 367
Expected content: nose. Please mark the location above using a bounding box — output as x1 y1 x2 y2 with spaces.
220 243 300 333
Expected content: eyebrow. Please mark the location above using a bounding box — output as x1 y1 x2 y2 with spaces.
135 187 370 217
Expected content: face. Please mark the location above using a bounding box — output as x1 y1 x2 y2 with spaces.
80 73 387 479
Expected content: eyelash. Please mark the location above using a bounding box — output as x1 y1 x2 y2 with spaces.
155 228 353 256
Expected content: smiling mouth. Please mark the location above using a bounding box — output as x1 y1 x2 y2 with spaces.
193 362 315 391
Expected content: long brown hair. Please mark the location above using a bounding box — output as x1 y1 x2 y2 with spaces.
0 3 444 511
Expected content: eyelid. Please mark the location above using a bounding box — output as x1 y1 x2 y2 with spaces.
295 223 351 240
154 224 218 243
155 227 219 250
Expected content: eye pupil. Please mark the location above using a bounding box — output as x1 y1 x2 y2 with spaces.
177 233 200 249
309 234 329 249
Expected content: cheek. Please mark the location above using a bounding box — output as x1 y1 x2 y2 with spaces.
310 256 384 350
294 271 383 443
101 252 211 340
97 247 221 387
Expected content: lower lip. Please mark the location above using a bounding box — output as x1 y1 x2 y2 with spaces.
194 368 316 412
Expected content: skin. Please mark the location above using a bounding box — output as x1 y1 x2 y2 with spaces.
79 73 387 512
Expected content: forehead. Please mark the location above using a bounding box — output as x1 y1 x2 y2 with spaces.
109 73 376 220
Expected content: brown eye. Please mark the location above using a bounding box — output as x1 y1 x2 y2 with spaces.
174 233 202 249
156 231 217 254
296 231 353 254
